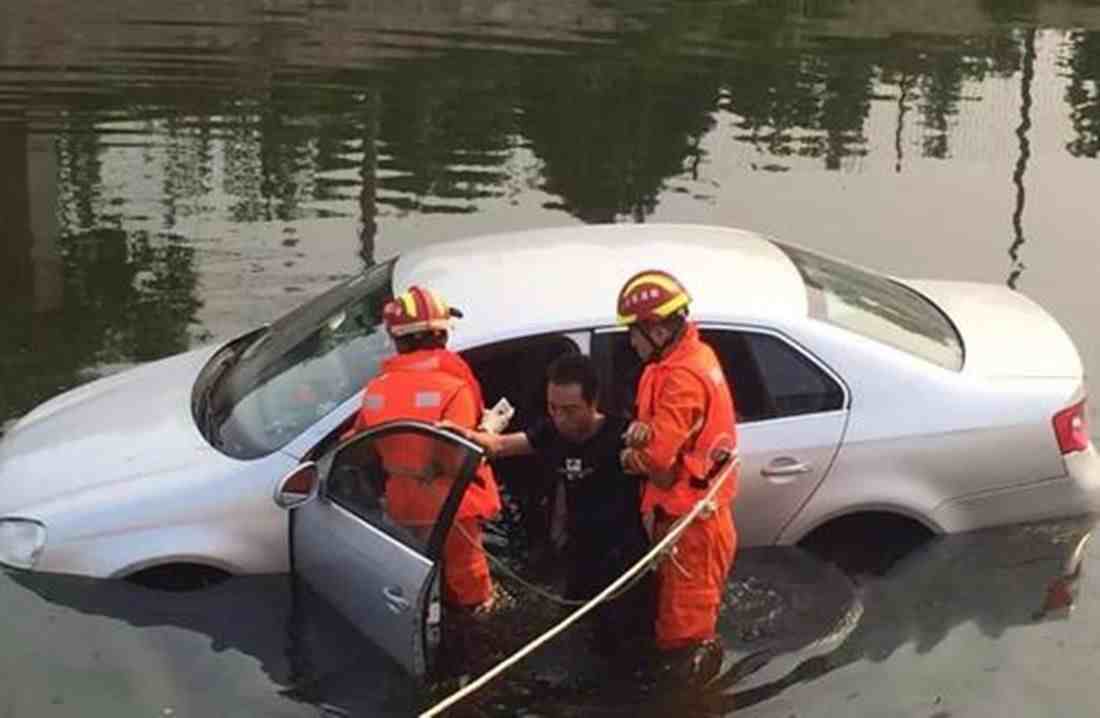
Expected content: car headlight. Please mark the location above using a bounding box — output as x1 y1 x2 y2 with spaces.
0 519 47 569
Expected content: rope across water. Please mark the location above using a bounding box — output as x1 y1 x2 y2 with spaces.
419 451 741 717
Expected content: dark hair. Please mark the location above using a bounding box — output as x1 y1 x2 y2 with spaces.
394 331 448 353
546 352 600 405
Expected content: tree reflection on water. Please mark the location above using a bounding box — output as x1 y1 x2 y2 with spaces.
4 1 1100 422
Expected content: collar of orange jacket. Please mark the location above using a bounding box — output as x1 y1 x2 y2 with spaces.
656 321 701 365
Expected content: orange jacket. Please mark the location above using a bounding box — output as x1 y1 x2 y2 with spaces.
634 323 739 516
350 349 501 525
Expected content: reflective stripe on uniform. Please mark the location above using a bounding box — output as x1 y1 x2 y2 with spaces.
409 356 442 372
415 391 443 408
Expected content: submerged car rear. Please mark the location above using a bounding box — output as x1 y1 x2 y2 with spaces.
772 241 1100 537
901 278 1098 500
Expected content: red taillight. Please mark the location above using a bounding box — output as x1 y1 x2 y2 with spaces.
1053 400 1090 455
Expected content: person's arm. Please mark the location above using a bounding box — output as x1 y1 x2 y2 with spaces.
436 419 534 459
476 431 533 459
621 369 705 490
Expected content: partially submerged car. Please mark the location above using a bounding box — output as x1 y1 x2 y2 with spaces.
1 223 1096 598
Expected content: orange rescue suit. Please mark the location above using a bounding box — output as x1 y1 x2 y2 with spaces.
633 323 739 650
349 349 501 608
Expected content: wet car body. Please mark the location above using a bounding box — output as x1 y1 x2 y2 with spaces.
0 223 1097 588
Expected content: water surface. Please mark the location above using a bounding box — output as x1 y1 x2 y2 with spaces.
4 0 1100 714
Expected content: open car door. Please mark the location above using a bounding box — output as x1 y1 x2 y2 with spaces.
290 420 485 679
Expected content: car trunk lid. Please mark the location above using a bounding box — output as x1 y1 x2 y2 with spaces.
902 279 1082 378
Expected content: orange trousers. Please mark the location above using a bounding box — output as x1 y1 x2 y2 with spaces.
442 518 493 608
653 504 737 650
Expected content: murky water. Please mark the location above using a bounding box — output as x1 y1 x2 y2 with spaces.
4 0 1100 714
0 517 1091 716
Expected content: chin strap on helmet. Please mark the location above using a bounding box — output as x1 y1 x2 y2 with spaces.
636 310 687 364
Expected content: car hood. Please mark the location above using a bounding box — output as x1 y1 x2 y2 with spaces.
903 279 1082 378
0 345 223 515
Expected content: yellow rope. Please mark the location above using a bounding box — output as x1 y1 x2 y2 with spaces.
419 452 741 718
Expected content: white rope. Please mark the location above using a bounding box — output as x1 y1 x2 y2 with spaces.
419 452 741 718
456 521 658 608
455 521 585 606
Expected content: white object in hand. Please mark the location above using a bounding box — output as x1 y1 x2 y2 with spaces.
479 397 515 434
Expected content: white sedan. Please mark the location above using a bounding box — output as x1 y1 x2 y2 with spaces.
1 223 1097 593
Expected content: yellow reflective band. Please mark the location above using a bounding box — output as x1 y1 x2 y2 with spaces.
400 292 417 317
653 294 689 318
426 290 446 318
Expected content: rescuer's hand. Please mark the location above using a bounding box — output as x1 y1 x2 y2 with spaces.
620 447 648 475
622 421 653 448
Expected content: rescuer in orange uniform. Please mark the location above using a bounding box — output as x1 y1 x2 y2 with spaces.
347 285 501 612
616 269 739 687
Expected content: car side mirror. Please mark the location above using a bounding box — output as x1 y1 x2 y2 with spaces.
274 462 320 509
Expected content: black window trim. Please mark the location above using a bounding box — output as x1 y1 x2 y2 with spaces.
454 329 592 358
591 322 851 424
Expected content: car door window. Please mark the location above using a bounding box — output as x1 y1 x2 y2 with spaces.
595 329 773 421
462 334 581 432
745 332 844 416
323 424 481 556
594 327 842 423
697 330 775 422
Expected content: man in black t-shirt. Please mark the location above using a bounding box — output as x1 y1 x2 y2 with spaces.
443 353 655 659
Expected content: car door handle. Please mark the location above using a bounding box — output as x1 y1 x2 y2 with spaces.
761 458 812 478
382 586 411 613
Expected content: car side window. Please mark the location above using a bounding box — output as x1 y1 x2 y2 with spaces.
596 329 769 420
323 427 480 558
595 328 842 423
745 332 844 416
697 330 774 422
462 334 580 433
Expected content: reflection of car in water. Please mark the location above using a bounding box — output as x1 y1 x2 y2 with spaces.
0 223 1097 602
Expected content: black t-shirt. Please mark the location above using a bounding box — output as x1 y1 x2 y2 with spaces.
524 414 645 555
525 414 656 640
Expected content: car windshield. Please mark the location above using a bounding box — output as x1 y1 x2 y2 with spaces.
193 260 396 459
775 243 964 371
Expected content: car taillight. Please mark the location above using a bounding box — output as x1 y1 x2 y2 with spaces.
1053 400 1090 455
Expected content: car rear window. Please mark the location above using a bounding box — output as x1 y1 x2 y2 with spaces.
774 242 964 371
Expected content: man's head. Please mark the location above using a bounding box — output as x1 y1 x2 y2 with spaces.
382 285 463 353
627 314 686 362
545 353 602 442
616 269 692 362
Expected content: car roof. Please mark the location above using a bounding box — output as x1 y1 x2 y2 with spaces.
392 223 809 347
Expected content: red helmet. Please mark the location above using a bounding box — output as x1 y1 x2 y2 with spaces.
616 270 692 325
382 286 462 338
